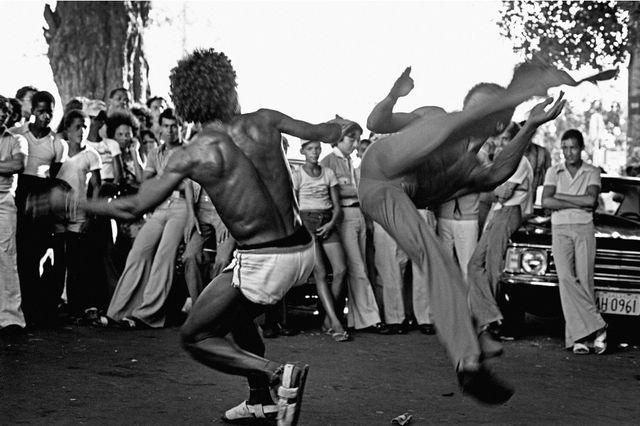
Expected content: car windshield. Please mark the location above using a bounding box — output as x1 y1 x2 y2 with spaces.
598 178 640 217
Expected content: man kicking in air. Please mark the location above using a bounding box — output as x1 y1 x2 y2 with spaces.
359 63 572 404
38 49 342 425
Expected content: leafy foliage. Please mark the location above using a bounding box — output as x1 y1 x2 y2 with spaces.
498 1 630 70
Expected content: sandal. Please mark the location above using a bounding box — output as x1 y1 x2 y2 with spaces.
276 363 309 426
572 342 590 354
331 331 351 343
221 400 278 424
594 327 607 355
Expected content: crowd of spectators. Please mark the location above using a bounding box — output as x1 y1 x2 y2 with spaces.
0 83 624 354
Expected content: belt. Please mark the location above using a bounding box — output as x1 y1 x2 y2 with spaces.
342 203 360 208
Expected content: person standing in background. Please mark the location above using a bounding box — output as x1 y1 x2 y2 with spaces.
321 117 388 334
542 129 607 354
0 95 28 336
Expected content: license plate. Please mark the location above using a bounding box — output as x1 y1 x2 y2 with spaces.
596 291 640 316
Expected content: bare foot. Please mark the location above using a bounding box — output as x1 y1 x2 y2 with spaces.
507 60 575 99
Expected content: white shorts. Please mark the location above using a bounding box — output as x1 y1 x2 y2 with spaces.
224 241 315 305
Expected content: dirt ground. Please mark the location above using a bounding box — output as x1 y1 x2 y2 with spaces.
2 316 640 426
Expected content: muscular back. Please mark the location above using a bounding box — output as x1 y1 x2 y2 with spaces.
180 112 299 246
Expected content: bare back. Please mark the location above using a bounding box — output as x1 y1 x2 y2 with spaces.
183 112 299 246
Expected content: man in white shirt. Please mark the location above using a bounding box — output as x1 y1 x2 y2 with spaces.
0 95 28 336
13 91 67 328
542 129 606 354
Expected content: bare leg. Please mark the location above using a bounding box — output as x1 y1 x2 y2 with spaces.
324 240 347 318
180 271 282 403
313 241 345 334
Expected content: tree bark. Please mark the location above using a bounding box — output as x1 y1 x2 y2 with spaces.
43 1 150 106
627 3 640 162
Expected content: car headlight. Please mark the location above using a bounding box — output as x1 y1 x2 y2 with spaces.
521 250 547 275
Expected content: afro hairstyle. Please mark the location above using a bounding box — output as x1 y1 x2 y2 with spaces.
169 48 238 124
106 110 140 139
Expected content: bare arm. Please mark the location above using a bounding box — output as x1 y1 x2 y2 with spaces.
0 153 25 175
259 109 342 145
541 185 577 210
112 154 124 185
89 170 101 201
551 185 600 209
184 181 200 242
494 181 518 203
367 67 422 134
469 94 566 193
50 162 62 178
129 141 145 183
80 148 192 220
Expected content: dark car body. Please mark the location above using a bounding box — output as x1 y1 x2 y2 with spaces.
499 175 640 325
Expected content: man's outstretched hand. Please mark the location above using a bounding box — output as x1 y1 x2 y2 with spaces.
526 91 566 127
388 66 414 99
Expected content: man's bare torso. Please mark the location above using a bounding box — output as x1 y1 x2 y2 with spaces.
182 111 300 246
363 134 483 209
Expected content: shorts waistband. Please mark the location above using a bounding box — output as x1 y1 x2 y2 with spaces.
237 226 312 252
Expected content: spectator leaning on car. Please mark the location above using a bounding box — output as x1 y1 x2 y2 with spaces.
541 129 607 355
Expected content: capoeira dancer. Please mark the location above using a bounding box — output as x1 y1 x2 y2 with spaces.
34 49 343 425
359 63 572 404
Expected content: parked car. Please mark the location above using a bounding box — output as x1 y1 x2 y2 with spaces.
499 175 640 329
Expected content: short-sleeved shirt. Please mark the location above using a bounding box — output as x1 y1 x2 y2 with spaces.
0 129 28 192
494 156 533 214
55 144 102 230
320 147 359 207
292 166 339 211
543 161 601 225
56 145 102 203
13 126 67 178
144 143 186 191
86 138 121 180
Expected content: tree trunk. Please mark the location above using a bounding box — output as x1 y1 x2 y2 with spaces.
43 1 150 106
627 4 640 163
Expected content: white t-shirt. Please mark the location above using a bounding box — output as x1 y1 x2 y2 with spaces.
56 145 102 230
0 130 28 192
292 166 339 211
493 156 533 214
85 138 121 180
13 127 67 178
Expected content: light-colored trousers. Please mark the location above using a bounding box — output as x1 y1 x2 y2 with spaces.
0 193 25 329
360 179 480 367
339 207 381 329
437 218 478 283
467 205 521 329
552 222 606 348
183 206 235 301
373 211 434 325
107 198 188 327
